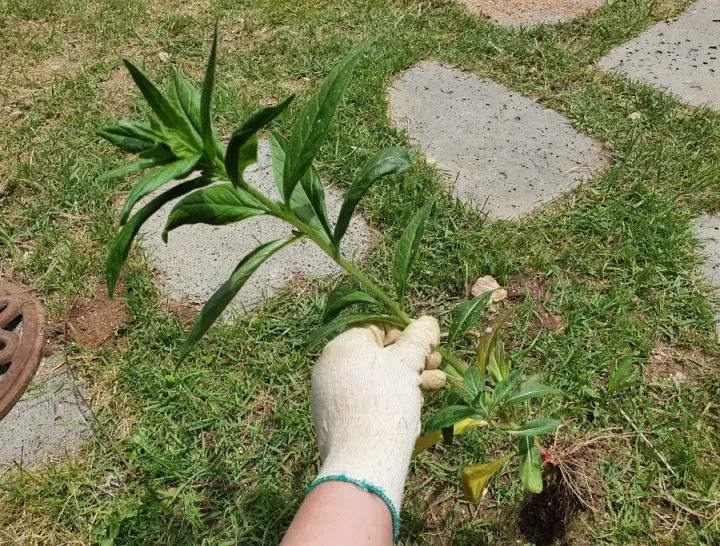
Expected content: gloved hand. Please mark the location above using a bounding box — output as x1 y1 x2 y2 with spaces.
308 317 445 541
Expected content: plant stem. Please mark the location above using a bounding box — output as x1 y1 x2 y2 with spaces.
241 181 410 320
334 254 410 322
438 348 468 376
238 179 467 378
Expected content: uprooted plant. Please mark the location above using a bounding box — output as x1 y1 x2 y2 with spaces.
99 28 562 501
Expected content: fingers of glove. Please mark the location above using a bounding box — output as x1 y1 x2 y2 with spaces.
426 351 442 370
420 369 447 392
320 325 383 363
393 316 440 356
382 324 402 346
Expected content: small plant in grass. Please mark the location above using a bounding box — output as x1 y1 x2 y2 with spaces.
99 28 562 499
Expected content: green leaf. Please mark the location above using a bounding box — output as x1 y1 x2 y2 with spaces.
423 405 480 434
494 338 509 380
98 158 166 182
117 120 160 141
163 183 266 241
441 426 454 445
106 175 213 297
300 159 333 240
489 369 523 410
97 128 155 153
139 144 176 163
164 129 200 160
268 130 288 193
464 367 484 400
225 96 294 186
448 291 493 345
609 356 633 394
509 418 561 437
477 308 513 383
268 130 329 241
461 453 513 503
334 147 411 244
119 154 201 225
169 69 201 133
238 134 259 178
393 198 434 307
283 41 370 202
322 288 379 323
487 351 502 384
123 59 194 141
180 235 302 361
519 436 543 493
200 25 218 160
442 361 465 383
306 313 404 349
506 381 561 406
446 390 472 407
97 121 159 152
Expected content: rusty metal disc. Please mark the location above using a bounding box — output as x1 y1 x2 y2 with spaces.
0 280 46 421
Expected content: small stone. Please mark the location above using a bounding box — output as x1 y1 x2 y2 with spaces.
426 351 442 370
104 472 120 489
670 371 687 383
158 51 171 62
470 275 508 304
420 369 447 392
629 111 642 120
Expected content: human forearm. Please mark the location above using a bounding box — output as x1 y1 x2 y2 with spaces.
280 482 393 546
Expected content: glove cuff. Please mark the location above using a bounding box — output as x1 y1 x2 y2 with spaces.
307 474 401 542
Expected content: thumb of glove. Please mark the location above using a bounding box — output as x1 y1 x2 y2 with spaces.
388 316 440 373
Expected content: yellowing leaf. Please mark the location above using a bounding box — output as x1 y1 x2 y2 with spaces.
461 453 513 503
412 431 442 457
412 418 488 457
454 418 489 435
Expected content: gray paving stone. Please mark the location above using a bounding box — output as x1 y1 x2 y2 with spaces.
693 213 720 342
388 62 609 218
599 1 720 111
139 140 372 311
459 0 604 27
0 356 90 470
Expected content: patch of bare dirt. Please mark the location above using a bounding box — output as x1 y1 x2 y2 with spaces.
507 274 566 334
64 286 130 349
98 68 136 114
461 0 603 26
0 39 89 108
646 340 711 384
166 299 201 328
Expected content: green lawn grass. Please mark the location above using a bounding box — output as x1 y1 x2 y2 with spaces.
1 0 719 544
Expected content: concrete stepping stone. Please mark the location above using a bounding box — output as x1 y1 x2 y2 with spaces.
139 140 372 311
460 0 603 27
693 213 720 342
599 1 720 111
388 62 608 218
0 356 90 470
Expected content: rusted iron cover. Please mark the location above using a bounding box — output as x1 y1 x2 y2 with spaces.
0 280 46 421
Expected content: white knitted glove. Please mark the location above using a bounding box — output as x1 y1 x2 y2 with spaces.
308 317 442 541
